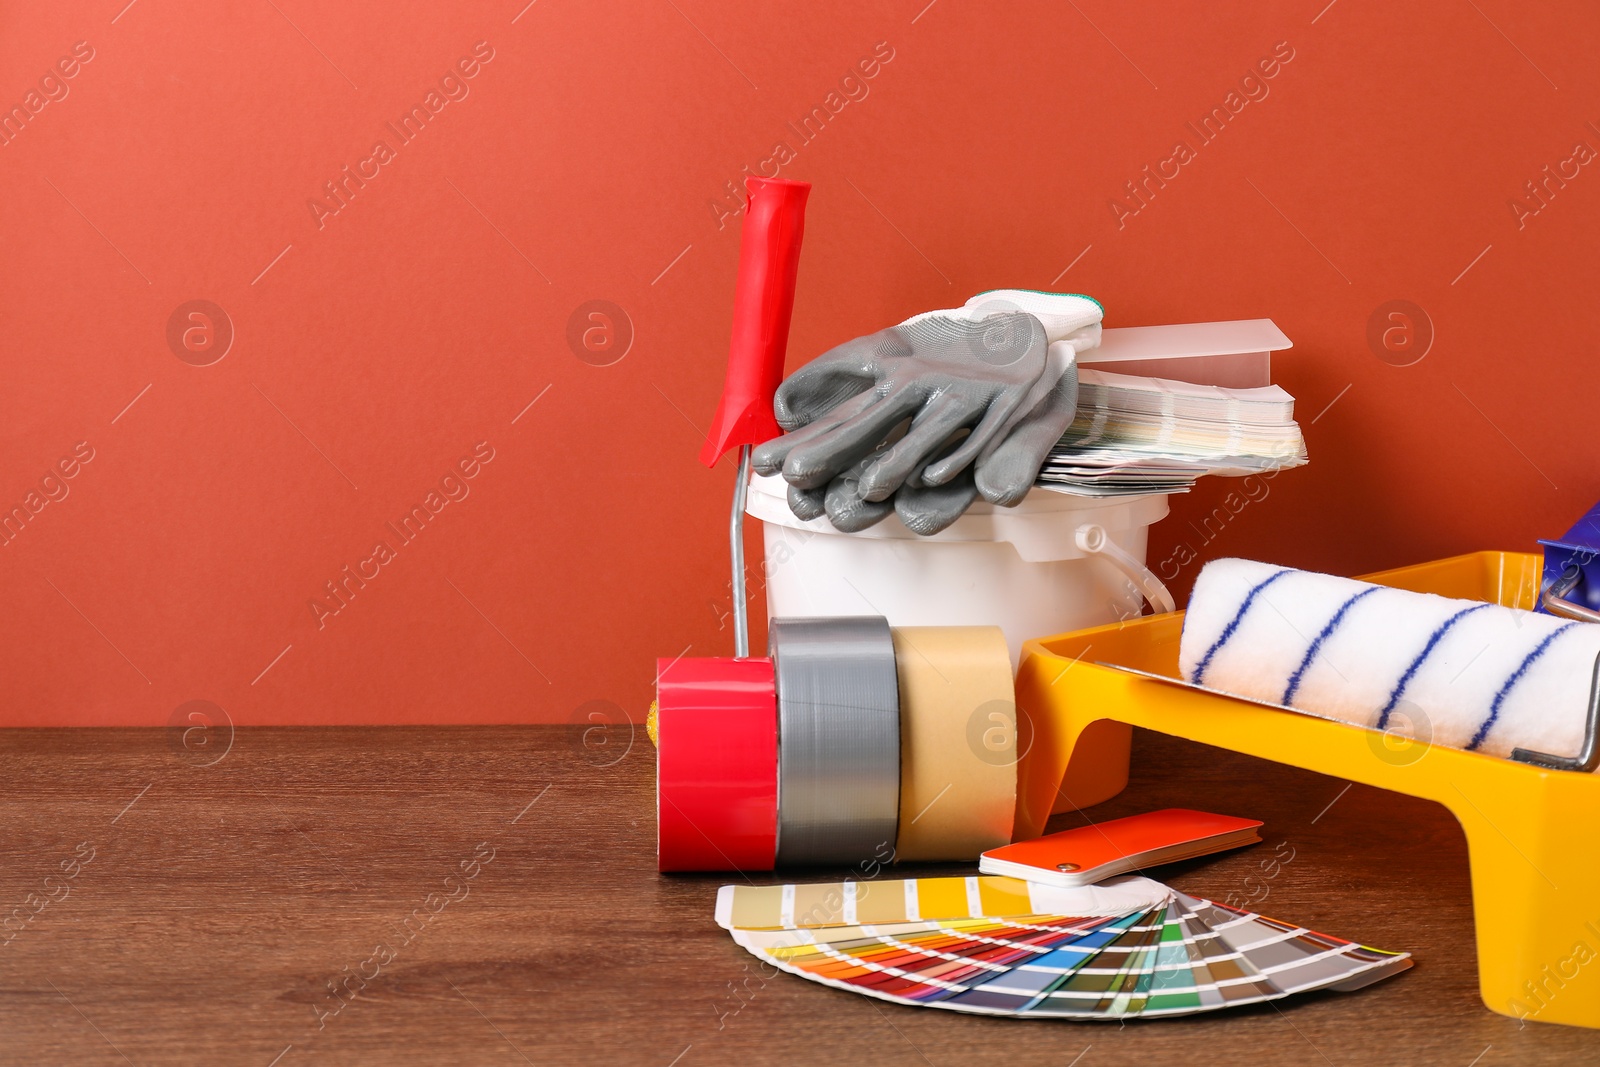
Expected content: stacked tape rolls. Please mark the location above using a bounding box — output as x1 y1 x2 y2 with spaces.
892 626 1018 861
655 619 1018 871
769 617 901 866
655 657 778 872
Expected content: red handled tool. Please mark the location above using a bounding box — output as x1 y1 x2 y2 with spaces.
657 177 808 872
700 177 810 656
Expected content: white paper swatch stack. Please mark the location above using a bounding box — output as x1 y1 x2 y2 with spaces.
1037 369 1308 497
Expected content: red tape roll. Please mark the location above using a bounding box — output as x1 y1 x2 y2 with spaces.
656 657 778 872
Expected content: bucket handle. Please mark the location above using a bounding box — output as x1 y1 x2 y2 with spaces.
1074 523 1177 616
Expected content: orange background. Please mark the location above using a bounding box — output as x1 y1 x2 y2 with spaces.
3 0 1597 727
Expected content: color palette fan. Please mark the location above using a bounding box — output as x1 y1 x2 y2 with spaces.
716 875 1411 1020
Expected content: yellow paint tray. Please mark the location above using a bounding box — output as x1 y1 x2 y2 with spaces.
1014 550 1600 1028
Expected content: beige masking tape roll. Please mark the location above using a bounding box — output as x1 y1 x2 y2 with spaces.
891 626 1017 861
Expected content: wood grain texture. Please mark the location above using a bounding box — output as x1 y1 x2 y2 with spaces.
1 724 1597 1066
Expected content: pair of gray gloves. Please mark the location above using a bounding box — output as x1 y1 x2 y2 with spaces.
752 290 1102 535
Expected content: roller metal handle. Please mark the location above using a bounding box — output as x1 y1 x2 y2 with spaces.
1510 650 1600 773
704 177 811 657
1540 566 1600 624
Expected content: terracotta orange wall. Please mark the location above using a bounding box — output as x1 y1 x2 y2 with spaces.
3 1 1597 727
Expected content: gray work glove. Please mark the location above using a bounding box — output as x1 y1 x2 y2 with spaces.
752 311 1051 500
785 440 982 535
972 365 1081 506
753 291 1101 533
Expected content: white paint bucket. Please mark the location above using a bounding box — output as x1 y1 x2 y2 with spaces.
747 473 1173 664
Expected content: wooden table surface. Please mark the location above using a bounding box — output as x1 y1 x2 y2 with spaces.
2 723 1597 1066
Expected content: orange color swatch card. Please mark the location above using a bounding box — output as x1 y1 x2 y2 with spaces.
980 809 1263 887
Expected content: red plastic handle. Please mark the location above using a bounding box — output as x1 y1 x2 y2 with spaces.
699 177 810 467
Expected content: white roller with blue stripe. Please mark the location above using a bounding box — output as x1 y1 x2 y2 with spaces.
1178 559 1600 763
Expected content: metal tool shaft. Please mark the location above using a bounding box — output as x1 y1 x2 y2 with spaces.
730 445 752 658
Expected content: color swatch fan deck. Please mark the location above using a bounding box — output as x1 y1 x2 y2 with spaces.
715 875 1411 1020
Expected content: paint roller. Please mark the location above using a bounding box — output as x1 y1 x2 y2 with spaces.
656 176 807 874
1176 555 1600 771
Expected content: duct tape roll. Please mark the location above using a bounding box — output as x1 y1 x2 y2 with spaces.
892 626 1017 861
769 616 900 866
656 656 778 873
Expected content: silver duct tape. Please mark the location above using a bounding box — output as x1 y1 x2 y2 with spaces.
770 616 901 866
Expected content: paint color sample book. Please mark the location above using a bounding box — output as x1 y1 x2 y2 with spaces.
1038 369 1308 497
716 875 1410 1020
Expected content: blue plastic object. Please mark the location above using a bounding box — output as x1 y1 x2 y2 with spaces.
1539 501 1600 619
